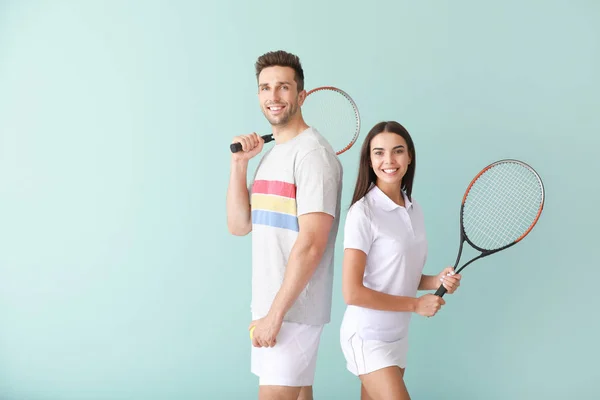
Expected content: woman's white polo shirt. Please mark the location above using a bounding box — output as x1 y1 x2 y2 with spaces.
341 185 428 343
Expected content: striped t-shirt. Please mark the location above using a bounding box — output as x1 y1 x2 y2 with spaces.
249 127 343 326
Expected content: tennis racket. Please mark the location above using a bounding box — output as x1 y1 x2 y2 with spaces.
229 86 361 156
435 159 545 297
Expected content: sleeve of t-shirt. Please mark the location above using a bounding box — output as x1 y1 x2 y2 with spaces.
295 149 341 218
247 152 267 200
247 161 261 202
343 203 373 255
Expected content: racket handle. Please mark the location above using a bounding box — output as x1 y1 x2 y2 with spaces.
230 134 274 153
434 284 447 298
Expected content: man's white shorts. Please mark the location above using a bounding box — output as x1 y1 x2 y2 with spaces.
251 321 324 387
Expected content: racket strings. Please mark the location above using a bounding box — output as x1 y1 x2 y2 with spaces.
466 169 541 245
463 162 543 251
302 88 360 155
465 165 542 247
469 174 537 240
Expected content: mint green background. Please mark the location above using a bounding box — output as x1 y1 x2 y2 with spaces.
0 1 598 399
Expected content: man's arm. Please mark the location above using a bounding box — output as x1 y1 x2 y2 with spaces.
267 212 334 320
226 134 264 236
226 159 252 236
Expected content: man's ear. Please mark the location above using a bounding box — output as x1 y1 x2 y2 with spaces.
298 89 307 106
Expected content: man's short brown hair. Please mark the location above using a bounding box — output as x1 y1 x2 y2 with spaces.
255 50 305 92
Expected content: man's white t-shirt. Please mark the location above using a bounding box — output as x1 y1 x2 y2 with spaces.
249 127 343 326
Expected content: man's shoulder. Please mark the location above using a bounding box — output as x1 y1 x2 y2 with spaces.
295 131 341 171
295 128 337 154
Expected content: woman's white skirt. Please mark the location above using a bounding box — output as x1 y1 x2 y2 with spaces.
340 329 409 376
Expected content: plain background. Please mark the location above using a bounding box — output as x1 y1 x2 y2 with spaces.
0 0 598 398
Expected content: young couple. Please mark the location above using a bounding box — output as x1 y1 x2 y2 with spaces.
226 50 462 400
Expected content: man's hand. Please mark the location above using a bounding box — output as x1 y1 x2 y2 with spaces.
249 313 284 348
231 133 264 162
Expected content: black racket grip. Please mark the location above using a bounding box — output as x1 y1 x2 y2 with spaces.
434 284 447 298
230 134 274 153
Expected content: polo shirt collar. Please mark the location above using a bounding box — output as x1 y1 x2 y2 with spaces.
368 184 413 211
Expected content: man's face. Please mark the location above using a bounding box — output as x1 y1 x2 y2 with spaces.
257 66 306 126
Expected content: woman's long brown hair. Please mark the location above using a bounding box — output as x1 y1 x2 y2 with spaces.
350 121 416 207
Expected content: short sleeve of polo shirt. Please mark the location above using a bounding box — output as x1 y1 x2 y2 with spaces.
343 201 374 256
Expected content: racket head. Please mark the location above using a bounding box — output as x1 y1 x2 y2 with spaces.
302 86 360 155
460 159 545 253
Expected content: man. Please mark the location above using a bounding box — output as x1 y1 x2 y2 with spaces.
226 50 343 400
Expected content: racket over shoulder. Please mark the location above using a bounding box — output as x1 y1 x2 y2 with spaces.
229 86 361 155
301 86 361 155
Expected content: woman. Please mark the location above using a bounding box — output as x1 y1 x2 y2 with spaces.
340 121 461 400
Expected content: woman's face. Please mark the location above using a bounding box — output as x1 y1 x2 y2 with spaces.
369 132 412 186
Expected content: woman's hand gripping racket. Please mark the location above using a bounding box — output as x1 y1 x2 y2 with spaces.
230 86 361 155
435 159 545 297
